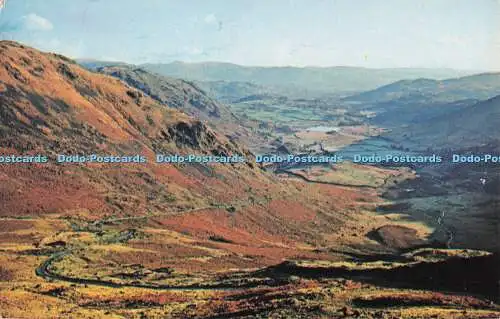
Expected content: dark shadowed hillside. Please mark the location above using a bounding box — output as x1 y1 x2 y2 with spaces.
341 73 500 127
388 95 500 149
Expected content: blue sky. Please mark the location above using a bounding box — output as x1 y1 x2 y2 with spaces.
0 0 499 70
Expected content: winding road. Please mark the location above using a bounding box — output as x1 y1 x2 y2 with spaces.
276 168 378 189
35 250 280 291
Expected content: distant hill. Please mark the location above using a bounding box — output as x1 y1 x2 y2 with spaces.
193 80 275 102
388 95 500 150
140 61 474 96
344 73 500 104
341 73 500 127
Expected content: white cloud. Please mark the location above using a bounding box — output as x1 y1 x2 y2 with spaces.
204 13 217 25
23 13 53 31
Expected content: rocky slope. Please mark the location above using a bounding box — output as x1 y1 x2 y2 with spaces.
88 64 264 149
94 65 237 123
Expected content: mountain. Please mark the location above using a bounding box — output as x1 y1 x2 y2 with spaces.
140 61 474 96
344 73 500 104
0 41 252 217
0 40 365 258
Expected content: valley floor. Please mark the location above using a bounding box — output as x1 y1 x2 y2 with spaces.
0 170 498 318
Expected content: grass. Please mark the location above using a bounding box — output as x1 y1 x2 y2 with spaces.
229 100 334 124
288 161 415 188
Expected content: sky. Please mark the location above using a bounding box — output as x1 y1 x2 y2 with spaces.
0 0 499 70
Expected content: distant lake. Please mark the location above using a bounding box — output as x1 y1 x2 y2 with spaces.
306 126 340 133
338 136 416 159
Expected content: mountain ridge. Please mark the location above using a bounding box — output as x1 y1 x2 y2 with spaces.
385 94 500 150
345 72 500 104
87 64 266 149
138 61 477 96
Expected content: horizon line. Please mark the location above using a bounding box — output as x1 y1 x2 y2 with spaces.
1 40 496 73
75 57 491 73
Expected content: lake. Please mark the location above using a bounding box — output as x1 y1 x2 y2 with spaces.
306 126 340 133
